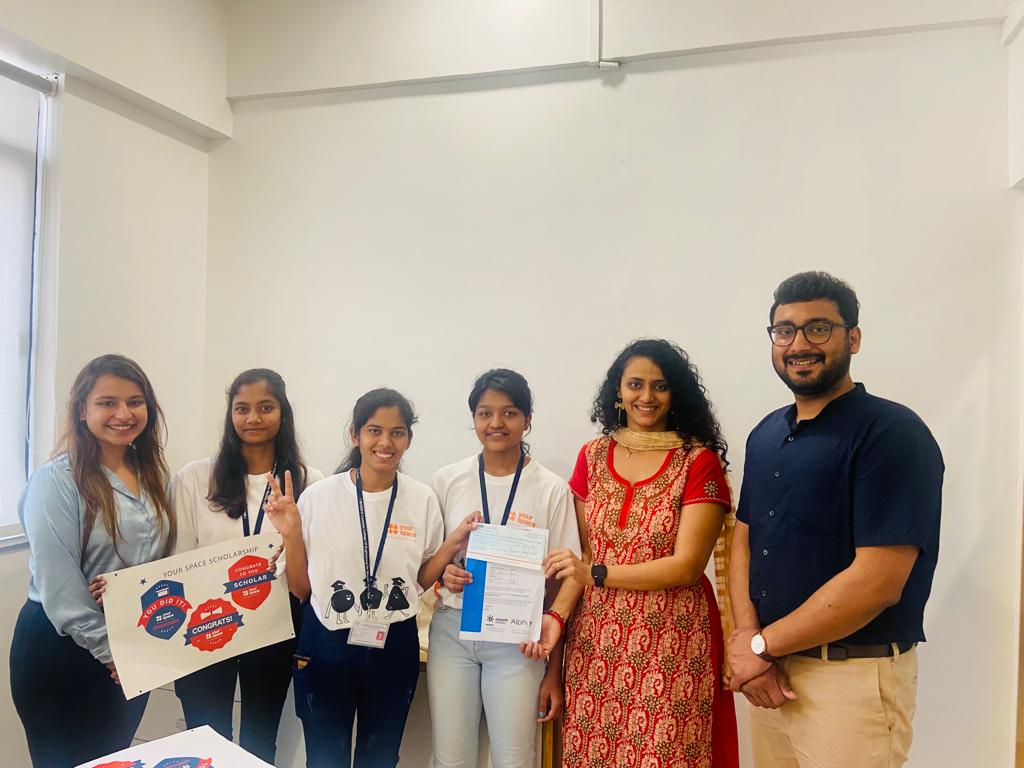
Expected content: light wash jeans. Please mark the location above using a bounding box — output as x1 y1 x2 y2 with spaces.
427 604 546 768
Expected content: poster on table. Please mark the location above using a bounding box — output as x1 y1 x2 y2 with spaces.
102 534 294 699
76 725 273 768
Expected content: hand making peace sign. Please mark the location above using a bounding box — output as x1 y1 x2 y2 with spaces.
263 469 301 539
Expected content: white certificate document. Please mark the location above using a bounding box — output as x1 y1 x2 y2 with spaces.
459 524 547 644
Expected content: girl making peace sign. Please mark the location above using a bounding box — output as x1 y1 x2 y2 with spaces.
264 388 478 768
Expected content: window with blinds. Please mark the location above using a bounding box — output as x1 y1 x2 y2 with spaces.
0 67 46 533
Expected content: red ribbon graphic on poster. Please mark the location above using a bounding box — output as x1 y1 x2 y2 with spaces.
184 598 243 651
223 554 276 610
89 762 144 768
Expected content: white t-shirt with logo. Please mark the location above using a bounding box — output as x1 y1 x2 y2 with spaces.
431 454 581 610
172 457 325 574
299 470 444 630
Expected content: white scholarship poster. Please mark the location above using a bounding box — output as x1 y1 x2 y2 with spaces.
103 534 295 699
75 725 273 768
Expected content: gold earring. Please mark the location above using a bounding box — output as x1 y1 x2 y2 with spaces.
615 399 624 411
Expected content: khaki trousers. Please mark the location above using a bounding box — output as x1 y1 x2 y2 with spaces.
749 646 918 768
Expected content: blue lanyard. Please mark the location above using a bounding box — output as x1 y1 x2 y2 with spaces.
355 469 399 588
478 450 525 526
242 462 276 537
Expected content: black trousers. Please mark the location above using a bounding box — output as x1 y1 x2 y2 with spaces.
174 595 301 764
293 604 420 768
10 599 149 768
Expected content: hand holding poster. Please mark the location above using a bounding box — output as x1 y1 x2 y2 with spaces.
102 534 294 699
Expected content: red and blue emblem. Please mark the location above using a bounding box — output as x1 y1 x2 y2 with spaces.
223 554 276 611
152 759 213 768
184 598 243 652
137 580 191 639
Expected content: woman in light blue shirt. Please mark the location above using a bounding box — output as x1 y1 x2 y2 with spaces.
9 354 176 768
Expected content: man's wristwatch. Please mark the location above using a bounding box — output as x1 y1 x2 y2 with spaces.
750 632 775 660
591 564 608 588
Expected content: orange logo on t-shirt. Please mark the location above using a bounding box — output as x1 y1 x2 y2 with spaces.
387 522 417 539
507 511 535 528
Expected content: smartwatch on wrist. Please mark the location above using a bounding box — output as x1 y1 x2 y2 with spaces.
591 564 608 588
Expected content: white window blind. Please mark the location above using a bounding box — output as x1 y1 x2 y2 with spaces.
0 69 44 531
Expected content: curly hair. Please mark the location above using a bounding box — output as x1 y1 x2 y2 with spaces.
590 339 728 465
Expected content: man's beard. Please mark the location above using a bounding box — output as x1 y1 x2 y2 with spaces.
774 347 852 396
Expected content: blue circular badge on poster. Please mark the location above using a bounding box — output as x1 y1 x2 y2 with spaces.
137 579 191 640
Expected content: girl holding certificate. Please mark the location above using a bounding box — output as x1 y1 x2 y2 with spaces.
264 388 477 768
171 368 324 764
429 369 581 768
10 354 175 768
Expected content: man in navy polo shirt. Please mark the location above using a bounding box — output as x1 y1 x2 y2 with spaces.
726 271 943 768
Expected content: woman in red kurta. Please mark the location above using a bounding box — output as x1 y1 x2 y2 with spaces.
529 339 738 768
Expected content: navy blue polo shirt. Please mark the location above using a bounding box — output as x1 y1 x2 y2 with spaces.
737 383 943 645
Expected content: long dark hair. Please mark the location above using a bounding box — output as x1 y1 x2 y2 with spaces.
208 369 307 518
591 339 729 465
54 354 175 557
337 388 417 473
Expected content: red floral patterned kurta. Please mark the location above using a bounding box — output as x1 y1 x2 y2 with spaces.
564 437 735 768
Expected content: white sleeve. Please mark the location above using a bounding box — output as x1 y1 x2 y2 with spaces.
430 469 449 515
547 482 582 557
421 490 445 563
171 466 201 555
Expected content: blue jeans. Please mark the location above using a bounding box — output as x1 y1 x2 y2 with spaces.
293 603 419 768
426 605 545 768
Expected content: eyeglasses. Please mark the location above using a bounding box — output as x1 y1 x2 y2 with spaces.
767 320 849 347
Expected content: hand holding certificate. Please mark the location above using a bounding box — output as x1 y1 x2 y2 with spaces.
459 524 547 644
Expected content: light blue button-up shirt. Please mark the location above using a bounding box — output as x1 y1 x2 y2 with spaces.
18 455 167 664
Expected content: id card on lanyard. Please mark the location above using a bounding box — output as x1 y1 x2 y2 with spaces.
348 468 398 648
478 449 525 526
242 462 276 537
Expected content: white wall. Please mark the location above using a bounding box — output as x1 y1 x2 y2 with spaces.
227 0 592 99
206 23 1022 767
226 0 1008 99
0 77 210 768
52 85 210 471
603 0 1007 59
0 0 231 138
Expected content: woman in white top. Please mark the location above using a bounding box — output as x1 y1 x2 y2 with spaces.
265 388 478 768
429 369 582 768
171 368 323 764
